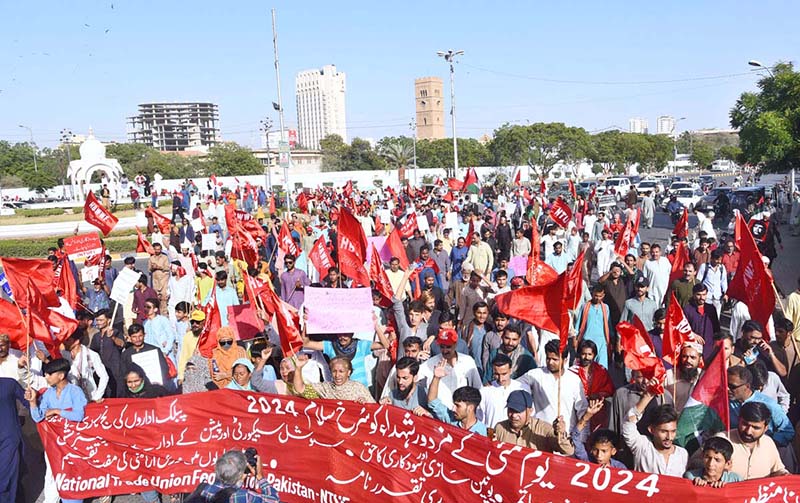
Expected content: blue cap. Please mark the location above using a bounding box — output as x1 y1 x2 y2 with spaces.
506 390 533 413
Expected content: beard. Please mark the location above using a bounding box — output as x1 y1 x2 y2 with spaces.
679 366 700 381
395 384 414 400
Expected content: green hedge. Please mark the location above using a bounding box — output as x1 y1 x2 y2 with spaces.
0 236 138 258
15 208 66 217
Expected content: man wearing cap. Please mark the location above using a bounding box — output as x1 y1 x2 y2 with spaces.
664 342 703 413
427 359 487 435
493 390 574 454
417 328 481 408
620 276 659 331
178 240 196 279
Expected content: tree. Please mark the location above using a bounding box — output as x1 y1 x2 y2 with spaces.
343 138 386 171
730 62 800 172
379 140 414 183
206 143 262 177
717 145 743 162
690 141 715 169
319 134 349 172
527 122 570 178
488 124 531 167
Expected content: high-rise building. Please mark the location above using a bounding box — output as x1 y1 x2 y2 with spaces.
657 115 677 135
629 117 649 134
127 102 219 151
414 77 445 140
295 64 347 149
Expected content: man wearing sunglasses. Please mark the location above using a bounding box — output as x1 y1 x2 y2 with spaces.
727 365 794 447
280 254 309 310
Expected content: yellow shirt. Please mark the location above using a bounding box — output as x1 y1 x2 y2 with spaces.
177 331 200 381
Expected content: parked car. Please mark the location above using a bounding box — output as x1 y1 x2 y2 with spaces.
730 186 766 220
626 175 642 185
674 188 704 211
696 187 732 216
597 177 633 201
698 175 715 192
666 180 697 197
577 181 598 197
711 159 736 172
635 179 665 198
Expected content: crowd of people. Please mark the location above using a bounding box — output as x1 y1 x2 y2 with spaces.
1 172 799 503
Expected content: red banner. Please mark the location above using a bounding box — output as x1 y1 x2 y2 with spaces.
549 197 573 228
84 191 119 236
37 391 798 501
308 236 334 279
62 233 103 261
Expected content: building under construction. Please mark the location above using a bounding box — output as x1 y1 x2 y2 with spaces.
127 102 219 151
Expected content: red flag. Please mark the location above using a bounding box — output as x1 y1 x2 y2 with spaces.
568 179 577 200
539 178 548 198
398 213 418 238
447 178 464 191
564 249 586 310
494 274 564 334
548 197 573 228
27 279 78 357
386 228 409 269
268 195 276 215
461 168 478 190
83 191 118 236
676 341 730 450
525 219 558 286
337 207 370 287
262 285 304 357
513 169 521 187
465 218 475 246
210 174 222 187
672 207 689 239
197 290 222 358
297 192 309 214
136 227 155 255
278 221 301 257
343 180 353 198
443 191 454 202
145 206 172 234
662 292 695 366
1 257 58 310
727 213 776 340
614 217 635 257
369 243 394 308
53 256 78 310
667 241 691 296
230 227 260 267
617 317 666 393
308 236 335 279
0 298 27 349
374 215 384 236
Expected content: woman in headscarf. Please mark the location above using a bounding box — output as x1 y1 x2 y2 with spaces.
292 356 375 403
121 364 170 399
227 358 255 391
209 327 246 389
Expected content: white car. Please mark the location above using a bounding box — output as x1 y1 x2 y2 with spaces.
635 179 664 197
597 177 632 201
673 188 704 211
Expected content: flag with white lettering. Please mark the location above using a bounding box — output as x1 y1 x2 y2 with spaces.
548 197 572 228
84 191 118 236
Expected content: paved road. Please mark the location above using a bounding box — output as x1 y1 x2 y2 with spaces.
26 172 798 502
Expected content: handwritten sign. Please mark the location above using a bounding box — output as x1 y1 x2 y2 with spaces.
131 350 163 385
304 287 373 334
415 212 429 232
201 233 217 251
80 265 99 284
63 233 103 261
36 390 800 501
110 267 141 305
509 255 528 278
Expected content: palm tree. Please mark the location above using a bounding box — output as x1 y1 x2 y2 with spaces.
379 141 414 184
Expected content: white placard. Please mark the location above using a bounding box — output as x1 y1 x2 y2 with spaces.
110 267 141 305
80 265 99 284
378 209 391 224
444 211 458 231
201 233 217 251
135 210 147 227
191 218 204 232
387 200 395 210
131 350 163 385
415 212 429 232
505 202 517 216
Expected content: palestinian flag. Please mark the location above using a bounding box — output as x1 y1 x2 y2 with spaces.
675 341 729 454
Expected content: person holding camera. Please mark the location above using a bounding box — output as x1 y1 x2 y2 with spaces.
186 450 282 502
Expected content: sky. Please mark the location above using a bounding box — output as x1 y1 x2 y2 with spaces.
0 0 797 149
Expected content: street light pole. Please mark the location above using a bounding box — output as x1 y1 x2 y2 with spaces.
748 60 775 78
259 118 273 191
18 124 38 172
60 129 74 200
671 117 686 173
271 8 291 215
409 118 418 187
437 49 464 179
